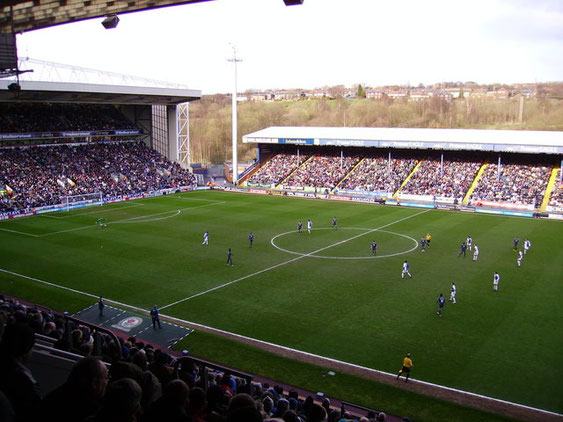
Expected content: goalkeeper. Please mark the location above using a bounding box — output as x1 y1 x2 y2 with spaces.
96 218 107 228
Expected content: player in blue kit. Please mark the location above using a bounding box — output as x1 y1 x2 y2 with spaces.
513 237 520 251
420 237 426 252
458 242 467 257
332 217 338 230
249 232 254 248
371 241 377 255
297 221 303 234
436 293 446 316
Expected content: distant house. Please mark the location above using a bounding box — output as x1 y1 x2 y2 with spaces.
409 92 430 101
274 90 300 101
387 91 408 100
444 88 470 99
310 89 330 98
431 91 454 102
469 88 487 98
486 88 510 98
366 89 385 99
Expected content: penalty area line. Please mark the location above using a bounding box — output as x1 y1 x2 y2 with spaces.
161 208 430 310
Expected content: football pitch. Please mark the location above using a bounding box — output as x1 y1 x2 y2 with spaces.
0 190 562 414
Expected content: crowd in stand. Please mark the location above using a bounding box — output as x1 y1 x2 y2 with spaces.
249 152 558 207
548 168 562 208
339 156 417 194
0 296 392 422
285 155 361 189
0 141 196 213
401 158 481 198
470 162 552 205
248 154 309 186
0 103 135 133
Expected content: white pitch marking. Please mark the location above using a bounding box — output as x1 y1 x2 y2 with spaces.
40 203 145 219
0 267 149 314
271 228 419 259
160 209 430 310
23 201 224 237
0 226 40 237
174 197 226 203
113 210 181 224
1 266 558 417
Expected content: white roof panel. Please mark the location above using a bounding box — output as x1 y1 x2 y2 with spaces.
243 126 563 154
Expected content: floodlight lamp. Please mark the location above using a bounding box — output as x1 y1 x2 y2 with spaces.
102 14 120 29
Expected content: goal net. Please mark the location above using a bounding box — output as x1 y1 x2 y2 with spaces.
62 192 103 211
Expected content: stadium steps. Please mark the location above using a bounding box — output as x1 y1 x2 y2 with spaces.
275 155 314 189
540 166 560 212
462 162 488 206
237 159 262 185
332 157 366 193
393 160 422 198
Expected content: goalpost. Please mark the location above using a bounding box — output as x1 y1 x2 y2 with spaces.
62 192 104 211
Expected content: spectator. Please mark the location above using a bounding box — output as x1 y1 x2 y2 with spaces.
0 322 41 422
87 377 143 422
41 356 109 422
142 379 190 422
187 386 207 422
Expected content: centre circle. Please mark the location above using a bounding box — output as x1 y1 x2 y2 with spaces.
270 227 419 260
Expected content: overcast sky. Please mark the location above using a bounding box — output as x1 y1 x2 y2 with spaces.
16 0 563 94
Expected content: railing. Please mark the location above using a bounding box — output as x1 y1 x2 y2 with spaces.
173 355 254 395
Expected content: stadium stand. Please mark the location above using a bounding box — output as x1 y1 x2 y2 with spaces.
469 158 552 206
338 154 417 194
248 153 309 186
548 168 562 208
0 141 196 213
0 103 136 134
0 294 396 422
285 154 361 189
400 155 481 198
247 150 560 214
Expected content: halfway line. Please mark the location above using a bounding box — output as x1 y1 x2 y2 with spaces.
160 209 429 310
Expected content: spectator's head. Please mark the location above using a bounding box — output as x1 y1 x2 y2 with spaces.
67 356 109 398
377 412 387 422
131 349 147 371
100 378 143 422
262 395 274 415
188 386 207 411
162 379 189 408
283 409 301 422
275 398 289 417
0 322 35 362
226 405 263 422
308 403 327 422
288 397 298 411
229 393 256 412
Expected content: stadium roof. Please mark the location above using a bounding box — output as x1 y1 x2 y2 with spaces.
242 126 563 154
0 79 200 106
1 1 213 34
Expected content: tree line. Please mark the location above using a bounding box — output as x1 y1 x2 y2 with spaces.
189 85 563 164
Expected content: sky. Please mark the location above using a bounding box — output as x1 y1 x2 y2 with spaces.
15 0 563 95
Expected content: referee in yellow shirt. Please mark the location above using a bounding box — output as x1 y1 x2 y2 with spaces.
396 353 413 382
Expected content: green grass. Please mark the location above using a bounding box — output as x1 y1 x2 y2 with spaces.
1 190 562 417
